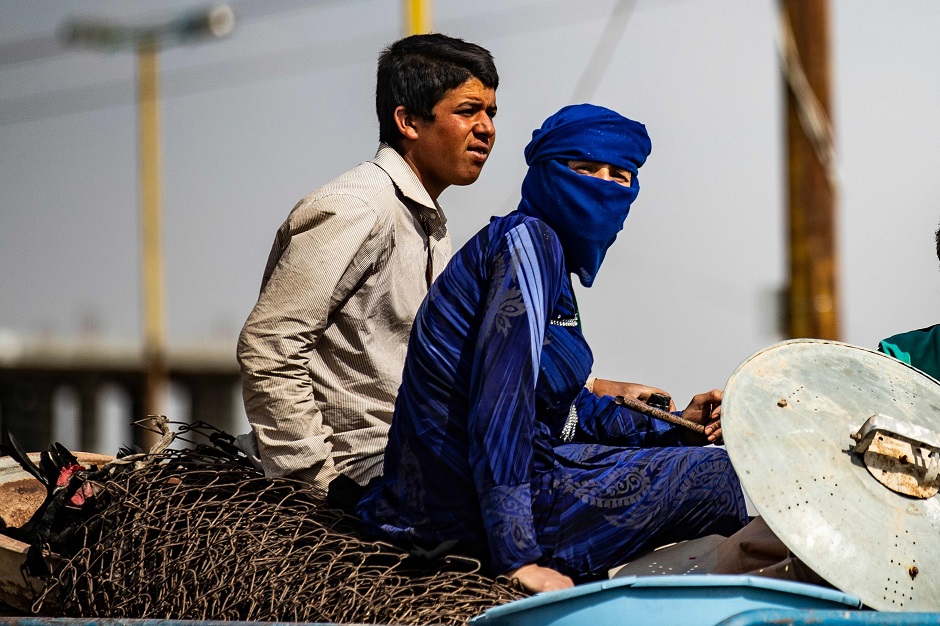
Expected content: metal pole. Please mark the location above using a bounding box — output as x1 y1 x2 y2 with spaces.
63 8 232 449
404 0 431 35
138 40 168 428
783 0 840 340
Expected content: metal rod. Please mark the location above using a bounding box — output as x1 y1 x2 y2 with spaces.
614 395 706 434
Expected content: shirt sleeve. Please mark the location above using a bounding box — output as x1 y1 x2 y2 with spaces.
237 194 384 498
878 338 910 362
878 324 940 380
570 387 684 447
465 219 564 574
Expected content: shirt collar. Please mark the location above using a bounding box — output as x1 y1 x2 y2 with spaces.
371 143 447 227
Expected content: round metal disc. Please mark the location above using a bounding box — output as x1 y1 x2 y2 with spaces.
722 339 940 612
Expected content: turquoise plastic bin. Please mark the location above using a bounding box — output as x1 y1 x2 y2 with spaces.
470 575 863 626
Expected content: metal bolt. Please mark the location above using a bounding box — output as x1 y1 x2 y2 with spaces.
909 566 919 580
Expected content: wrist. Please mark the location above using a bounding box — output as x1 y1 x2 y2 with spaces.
585 376 597 393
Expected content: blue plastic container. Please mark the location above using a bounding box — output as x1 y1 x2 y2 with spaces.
470 575 863 626
716 608 940 625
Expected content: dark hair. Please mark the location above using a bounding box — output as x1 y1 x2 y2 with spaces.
935 220 940 265
376 33 498 148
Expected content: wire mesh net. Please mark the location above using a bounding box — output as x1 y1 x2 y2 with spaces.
31 420 526 624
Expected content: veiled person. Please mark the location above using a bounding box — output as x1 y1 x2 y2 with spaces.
357 104 748 592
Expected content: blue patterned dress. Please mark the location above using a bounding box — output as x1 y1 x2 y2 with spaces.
357 213 747 579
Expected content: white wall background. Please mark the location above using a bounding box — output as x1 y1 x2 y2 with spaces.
1 0 938 412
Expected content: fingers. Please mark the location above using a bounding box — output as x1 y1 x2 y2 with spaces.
705 390 723 443
696 388 723 404
680 389 724 445
540 571 575 592
638 385 668 399
686 389 721 410
710 402 722 420
704 420 722 443
593 380 674 407
507 563 575 593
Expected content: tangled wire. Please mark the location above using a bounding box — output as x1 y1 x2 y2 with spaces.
30 420 525 624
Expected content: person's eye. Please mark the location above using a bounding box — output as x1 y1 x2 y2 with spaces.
612 171 632 184
457 103 482 116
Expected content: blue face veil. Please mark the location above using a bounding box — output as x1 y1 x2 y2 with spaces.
517 103 652 287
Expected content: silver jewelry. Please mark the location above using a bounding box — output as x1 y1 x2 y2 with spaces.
550 313 579 327
560 401 578 442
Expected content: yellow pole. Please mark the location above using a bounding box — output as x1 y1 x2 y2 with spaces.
404 0 432 35
138 41 168 426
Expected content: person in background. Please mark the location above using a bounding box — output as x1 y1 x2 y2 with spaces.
877 222 940 379
357 104 748 593
237 34 498 503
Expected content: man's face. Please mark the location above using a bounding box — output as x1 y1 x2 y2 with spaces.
407 78 497 200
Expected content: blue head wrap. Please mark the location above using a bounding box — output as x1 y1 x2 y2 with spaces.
517 103 652 287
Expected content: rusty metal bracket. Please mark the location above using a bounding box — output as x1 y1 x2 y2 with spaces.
850 414 940 499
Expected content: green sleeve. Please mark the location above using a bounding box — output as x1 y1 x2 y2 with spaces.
879 324 940 380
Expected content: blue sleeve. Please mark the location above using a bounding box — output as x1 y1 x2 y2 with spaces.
571 387 685 447
466 219 564 574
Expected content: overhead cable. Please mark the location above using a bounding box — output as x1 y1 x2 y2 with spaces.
570 0 636 103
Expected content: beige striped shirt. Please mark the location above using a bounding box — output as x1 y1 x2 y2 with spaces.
237 144 451 498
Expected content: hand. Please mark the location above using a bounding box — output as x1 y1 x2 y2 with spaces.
679 388 723 445
592 379 676 411
506 563 574 593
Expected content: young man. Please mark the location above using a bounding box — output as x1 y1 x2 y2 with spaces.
237 34 498 501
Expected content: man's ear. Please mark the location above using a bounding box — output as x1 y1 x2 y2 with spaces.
393 105 420 142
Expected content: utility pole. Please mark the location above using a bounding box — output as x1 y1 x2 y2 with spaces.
404 0 432 35
781 0 840 340
64 6 234 437
137 38 166 430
